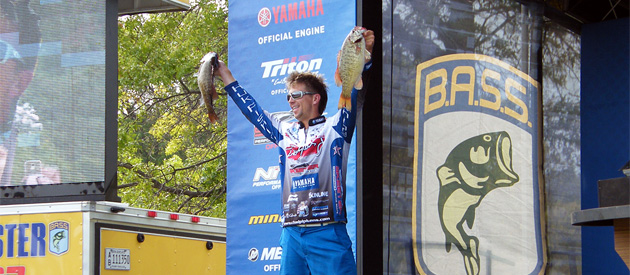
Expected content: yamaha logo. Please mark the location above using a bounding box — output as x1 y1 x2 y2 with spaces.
258 8 271 27
257 1 324 27
248 247 259 262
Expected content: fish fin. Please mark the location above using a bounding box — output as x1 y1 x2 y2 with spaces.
353 77 363 90
437 166 459 186
464 207 476 229
334 51 342 87
338 93 352 111
211 86 219 100
364 48 371 62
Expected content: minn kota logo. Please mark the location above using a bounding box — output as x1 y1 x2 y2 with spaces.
437 131 519 275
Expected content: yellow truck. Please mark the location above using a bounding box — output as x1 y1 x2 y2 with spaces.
0 201 226 274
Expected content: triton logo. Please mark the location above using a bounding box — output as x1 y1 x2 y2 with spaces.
248 214 281 225
261 55 322 79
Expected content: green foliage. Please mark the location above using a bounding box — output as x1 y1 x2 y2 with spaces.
117 0 228 217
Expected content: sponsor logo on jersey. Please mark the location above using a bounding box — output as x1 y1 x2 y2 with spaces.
297 201 309 217
312 211 328 217
308 191 328 199
290 163 319 174
333 166 343 215
286 136 325 161
312 205 328 212
290 173 319 192
287 194 299 202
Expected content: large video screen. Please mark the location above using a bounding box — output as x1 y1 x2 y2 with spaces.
0 0 115 202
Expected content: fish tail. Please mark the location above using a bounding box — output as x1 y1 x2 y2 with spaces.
207 109 219 124
338 93 352 111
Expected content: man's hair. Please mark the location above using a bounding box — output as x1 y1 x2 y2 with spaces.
286 71 328 115
1 0 41 71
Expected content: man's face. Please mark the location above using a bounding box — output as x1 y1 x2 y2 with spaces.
0 41 22 126
0 18 31 127
287 82 319 124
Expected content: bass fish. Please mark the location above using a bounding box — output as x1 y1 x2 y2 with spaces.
52 230 65 252
334 26 370 111
197 52 220 123
436 131 519 275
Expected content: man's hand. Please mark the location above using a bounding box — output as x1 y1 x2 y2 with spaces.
363 30 374 53
363 29 375 63
214 60 236 86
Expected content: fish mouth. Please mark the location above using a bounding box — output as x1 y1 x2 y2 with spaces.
495 134 518 184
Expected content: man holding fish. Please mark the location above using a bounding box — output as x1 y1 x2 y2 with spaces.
213 27 374 274
0 0 43 185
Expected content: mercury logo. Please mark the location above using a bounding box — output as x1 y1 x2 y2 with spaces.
248 247 283 262
248 248 259 262
261 55 322 79
262 247 283 261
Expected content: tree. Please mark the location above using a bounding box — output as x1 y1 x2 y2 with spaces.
117 0 228 217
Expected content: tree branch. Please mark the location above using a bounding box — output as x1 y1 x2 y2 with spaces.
117 182 139 189
118 161 226 198
172 151 226 173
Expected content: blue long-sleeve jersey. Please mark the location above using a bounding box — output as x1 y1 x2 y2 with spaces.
225 78 362 226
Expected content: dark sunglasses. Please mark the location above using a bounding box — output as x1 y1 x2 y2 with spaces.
0 39 23 65
286 91 316 101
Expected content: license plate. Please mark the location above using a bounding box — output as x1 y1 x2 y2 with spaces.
105 248 131 270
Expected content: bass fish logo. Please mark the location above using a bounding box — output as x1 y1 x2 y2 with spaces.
413 54 545 275
49 221 69 255
437 131 519 275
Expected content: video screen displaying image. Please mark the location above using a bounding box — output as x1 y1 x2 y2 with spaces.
1 0 105 187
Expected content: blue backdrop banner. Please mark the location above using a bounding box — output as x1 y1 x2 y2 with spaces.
226 1 357 274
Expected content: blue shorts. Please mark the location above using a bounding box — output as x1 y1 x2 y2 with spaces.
279 223 356 275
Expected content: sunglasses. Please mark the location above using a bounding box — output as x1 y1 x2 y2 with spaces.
0 39 22 65
286 91 316 101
